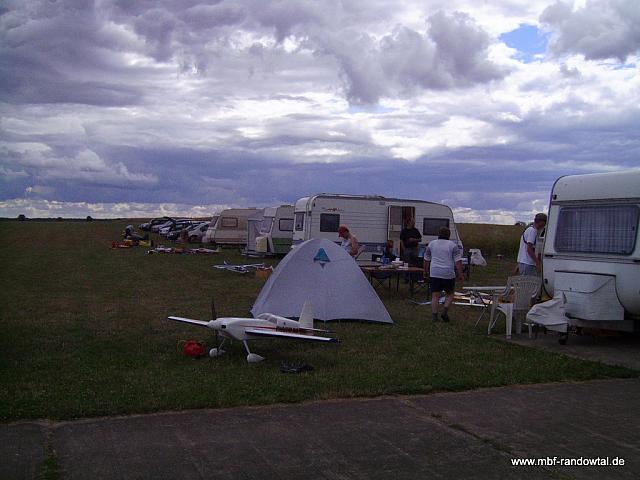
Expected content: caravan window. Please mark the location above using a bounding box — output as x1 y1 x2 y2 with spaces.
294 213 305 231
220 217 238 229
555 205 639 255
260 217 274 234
320 213 340 232
279 218 294 232
423 218 450 236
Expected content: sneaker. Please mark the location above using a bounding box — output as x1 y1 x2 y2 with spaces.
441 311 450 322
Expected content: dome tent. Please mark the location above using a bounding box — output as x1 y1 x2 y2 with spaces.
251 238 393 324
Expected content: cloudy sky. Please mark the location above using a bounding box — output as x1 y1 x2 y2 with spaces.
1 0 639 223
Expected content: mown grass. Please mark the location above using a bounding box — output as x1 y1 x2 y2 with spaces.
458 223 525 259
0 220 636 422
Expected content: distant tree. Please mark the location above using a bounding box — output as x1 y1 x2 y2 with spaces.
86 215 93 222
56 217 63 222
17 214 26 221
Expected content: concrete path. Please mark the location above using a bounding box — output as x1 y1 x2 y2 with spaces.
2 379 638 480
507 332 640 371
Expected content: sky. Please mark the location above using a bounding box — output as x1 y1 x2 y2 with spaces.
1 0 639 223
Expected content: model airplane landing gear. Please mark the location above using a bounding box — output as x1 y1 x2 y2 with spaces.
209 338 227 357
243 340 265 363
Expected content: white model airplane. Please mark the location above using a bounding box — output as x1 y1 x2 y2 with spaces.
167 301 337 363
213 261 266 273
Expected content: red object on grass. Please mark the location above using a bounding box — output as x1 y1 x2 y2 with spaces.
183 340 206 358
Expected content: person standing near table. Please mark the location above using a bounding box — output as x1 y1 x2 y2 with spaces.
516 213 547 276
400 218 422 266
424 226 464 322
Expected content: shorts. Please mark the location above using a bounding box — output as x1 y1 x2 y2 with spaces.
518 263 538 276
430 277 455 294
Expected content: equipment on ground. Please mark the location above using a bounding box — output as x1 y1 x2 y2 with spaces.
168 300 337 363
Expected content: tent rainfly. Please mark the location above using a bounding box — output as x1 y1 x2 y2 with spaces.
251 238 393 324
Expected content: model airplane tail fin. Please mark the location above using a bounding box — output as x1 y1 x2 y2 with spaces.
299 301 314 329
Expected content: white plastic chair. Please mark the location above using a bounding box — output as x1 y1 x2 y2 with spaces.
488 275 541 339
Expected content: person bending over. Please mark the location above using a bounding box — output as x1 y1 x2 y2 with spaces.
337 225 359 257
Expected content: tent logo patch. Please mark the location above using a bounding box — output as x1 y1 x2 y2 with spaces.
313 248 330 267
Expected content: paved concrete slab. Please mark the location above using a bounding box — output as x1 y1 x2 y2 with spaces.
52 398 546 480
409 379 640 480
2 379 639 479
506 331 640 370
0 421 48 480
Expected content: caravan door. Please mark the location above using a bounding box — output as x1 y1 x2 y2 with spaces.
388 206 415 257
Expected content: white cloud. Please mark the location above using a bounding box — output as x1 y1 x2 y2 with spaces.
0 198 230 219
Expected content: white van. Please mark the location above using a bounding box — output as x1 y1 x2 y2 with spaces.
253 205 295 255
543 170 640 332
203 208 263 246
293 194 461 260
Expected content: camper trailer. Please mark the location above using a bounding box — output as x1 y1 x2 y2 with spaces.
203 208 263 246
543 170 640 332
252 205 294 255
293 194 461 260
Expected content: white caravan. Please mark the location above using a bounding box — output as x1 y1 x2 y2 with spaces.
543 170 640 332
253 205 295 255
203 208 263 246
293 194 461 260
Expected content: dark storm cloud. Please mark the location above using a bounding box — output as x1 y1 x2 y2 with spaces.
0 0 146 105
541 0 640 61
1 1 507 106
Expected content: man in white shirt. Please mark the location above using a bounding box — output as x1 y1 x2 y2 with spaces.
517 213 547 275
423 227 464 322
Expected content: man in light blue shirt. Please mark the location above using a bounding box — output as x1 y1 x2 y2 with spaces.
423 227 464 322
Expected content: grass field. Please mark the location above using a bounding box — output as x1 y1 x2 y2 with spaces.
0 220 636 422
457 223 525 258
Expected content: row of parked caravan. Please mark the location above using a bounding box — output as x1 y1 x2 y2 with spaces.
139 194 463 258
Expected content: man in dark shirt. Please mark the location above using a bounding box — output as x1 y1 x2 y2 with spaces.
400 218 422 266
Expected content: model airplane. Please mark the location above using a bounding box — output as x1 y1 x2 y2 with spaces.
167 301 338 363
213 261 266 273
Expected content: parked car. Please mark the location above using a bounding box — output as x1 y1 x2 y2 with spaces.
187 222 210 243
160 220 198 238
139 216 174 231
151 220 174 233
166 222 202 241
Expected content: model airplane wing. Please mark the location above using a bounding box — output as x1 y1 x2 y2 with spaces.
244 328 338 343
167 316 211 327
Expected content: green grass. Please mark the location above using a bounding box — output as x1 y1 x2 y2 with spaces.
0 220 636 422
458 223 525 259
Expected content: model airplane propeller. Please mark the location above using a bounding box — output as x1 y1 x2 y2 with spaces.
167 300 337 363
